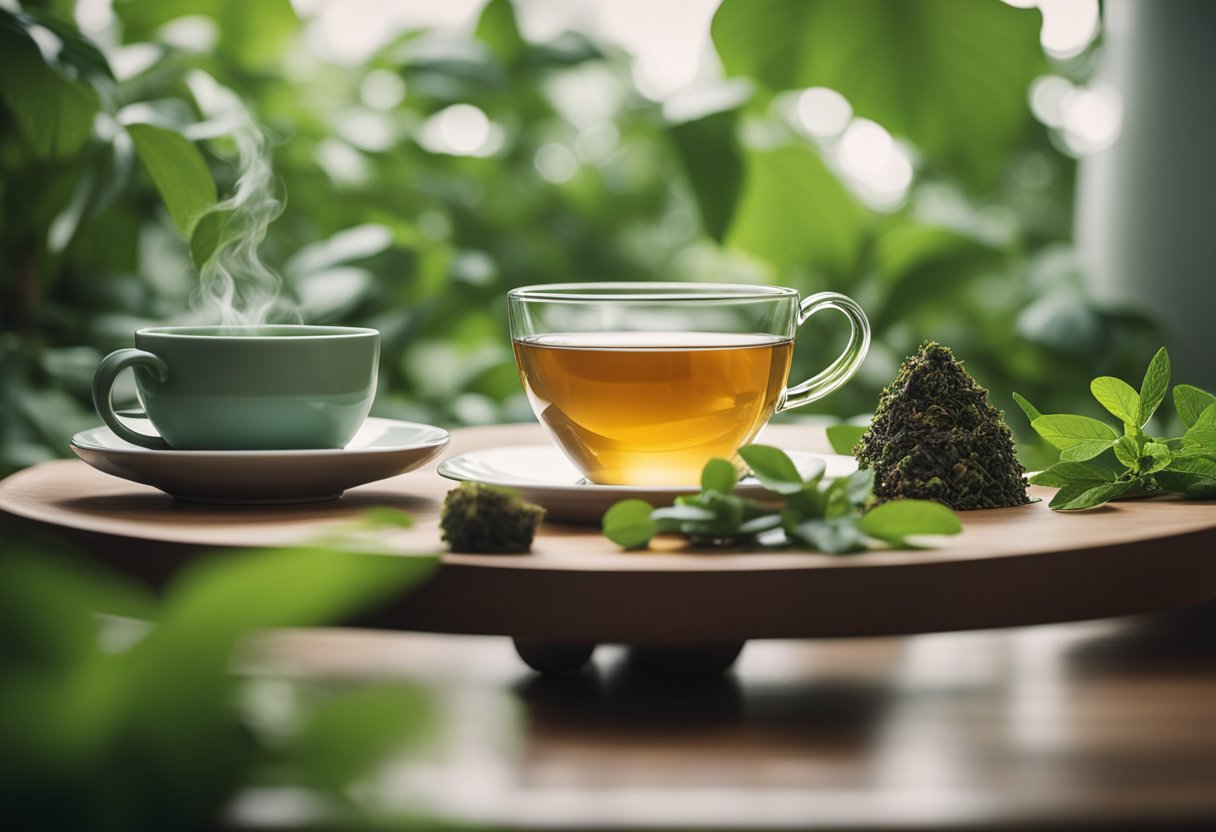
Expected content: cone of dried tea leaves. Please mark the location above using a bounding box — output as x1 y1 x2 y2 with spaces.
855 342 1030 510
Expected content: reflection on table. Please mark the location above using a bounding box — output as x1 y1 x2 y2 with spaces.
233 600 1216 830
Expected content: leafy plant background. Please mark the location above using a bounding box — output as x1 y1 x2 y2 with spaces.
0 0 1161 478
0 0 1181 827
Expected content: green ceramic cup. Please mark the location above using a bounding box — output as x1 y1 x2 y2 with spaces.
92 325 380 450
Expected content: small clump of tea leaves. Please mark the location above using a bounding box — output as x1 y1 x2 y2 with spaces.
855 341 1030 510
440 482 545 553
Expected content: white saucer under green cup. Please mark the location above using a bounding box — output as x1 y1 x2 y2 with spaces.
91 325 379 451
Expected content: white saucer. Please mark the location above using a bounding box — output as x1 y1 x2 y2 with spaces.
70 417 450 504
438 445 857 523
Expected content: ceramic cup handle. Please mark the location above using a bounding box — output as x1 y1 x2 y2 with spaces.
92 349 171 450
777 292 871 412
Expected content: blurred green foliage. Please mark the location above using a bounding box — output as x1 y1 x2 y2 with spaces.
0 526 437 830
0 0 1159 479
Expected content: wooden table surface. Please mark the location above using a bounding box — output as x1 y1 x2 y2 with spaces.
233 608 1216 830
4 423 1216 828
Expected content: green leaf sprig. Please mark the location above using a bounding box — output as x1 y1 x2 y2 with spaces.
1016 348 1216 510
602 445 961 554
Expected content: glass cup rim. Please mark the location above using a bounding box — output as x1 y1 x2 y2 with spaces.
508 282 799 303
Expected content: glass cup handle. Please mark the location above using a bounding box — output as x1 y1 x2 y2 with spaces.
92 349 172 450
777 292 871 413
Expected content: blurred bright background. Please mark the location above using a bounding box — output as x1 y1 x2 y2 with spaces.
3 0 1215 828
5 0 1200 479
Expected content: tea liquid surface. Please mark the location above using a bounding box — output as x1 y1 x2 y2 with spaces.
513 332 793 485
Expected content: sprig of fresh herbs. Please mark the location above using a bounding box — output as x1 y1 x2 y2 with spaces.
1015 347 1216 510
602 445 961 554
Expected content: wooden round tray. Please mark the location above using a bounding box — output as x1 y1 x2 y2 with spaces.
4 423 1216 667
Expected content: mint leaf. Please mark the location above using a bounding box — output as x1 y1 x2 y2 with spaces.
1091 376 1140 425
1029 460 1116 488
1051 481 1132 511
1059 440 1118 462
1141 441 1172 474
1174 385 1216 429
602 499 658 549
1154 470 1216 499
792 518 867 554
859 499 962 545
843 469 874 507
826 424 867 455
737 514 783 535
1112 435 1140 471
1012 392 1043 424
701 457 737 494
652 504 717 524
603 441 959 553
1031 414 1118 452
1136 347 1170 426
1183 403 1216 450
1165 455 1216 479
739 444 804 495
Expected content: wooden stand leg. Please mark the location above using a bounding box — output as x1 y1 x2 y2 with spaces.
626 642 746 674
513 638 597 674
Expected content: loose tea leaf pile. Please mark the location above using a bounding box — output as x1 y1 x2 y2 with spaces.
855 341 1030 510
440 482 545 553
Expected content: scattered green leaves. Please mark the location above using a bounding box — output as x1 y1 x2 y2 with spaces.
602 446 962 555
1019 347 1216 510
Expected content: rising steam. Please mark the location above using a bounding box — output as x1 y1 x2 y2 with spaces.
185 71 296 327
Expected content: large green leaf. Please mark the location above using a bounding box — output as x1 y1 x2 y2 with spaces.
668 107 745 242
727 144 865 274
476 0 526 65
188 208 235 270
871 224 1004 328
712 0 1045 187
0 10 100 159
126 123 217 236
115 0 299 69
21 8 114 82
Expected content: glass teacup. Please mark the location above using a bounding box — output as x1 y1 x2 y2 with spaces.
508 282 870 486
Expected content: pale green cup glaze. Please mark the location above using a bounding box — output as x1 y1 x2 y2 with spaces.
92 325 380 450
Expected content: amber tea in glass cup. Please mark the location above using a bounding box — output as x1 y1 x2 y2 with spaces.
508 282 870 486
